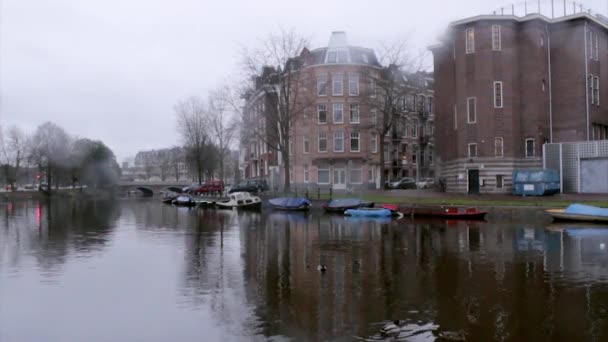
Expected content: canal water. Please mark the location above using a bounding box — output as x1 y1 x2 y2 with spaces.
1 199 608 341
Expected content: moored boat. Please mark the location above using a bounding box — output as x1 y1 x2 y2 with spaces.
547 204 608 223
161 191 179 204
268 197 311 211
345 208 392 217
401 206 487 220
322 198 374 213
172 194 197 207
215 192 262 210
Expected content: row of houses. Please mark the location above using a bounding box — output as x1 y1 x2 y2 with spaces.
241 7 608 194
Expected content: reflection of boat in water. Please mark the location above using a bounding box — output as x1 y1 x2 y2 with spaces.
399 206 487 220
268 211 310 224
547 204 608 223
344 215 392 224
215 192 262 210
345 208 392 217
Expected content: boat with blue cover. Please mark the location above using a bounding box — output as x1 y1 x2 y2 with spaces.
547 203 608 223
322 198 374 212
345 208 393 217
268 197 311 211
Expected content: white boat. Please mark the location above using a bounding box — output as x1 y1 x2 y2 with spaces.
215 192 262 210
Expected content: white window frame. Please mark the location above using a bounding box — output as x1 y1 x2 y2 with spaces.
595 33 599 61
317 165 330 185
303 136 309 154
368 167 375 183
370 79 376 98
492 25 501 51
468 143 477 158
318 132 328 153
332 75 343 96
467 97 476 124
303 165 309 183
348 75 359 96
371 134 378 153
317 104 327 124
494 137 503 157
333 131 344 152
454 104 458 130
350 132 360 152
349 165 362 184
349 104 360 124
412 121 418 138
333 103 344 123
465 28 475 54
371 109 377 126
317 76 327 96
525 138 535 158
494 81 503 108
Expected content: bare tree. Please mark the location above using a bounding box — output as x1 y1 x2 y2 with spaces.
0 125 27 190
175 96 209 185
360 40 428 188
29 122 72 192
167 146 184 181
241 28 311 191
208 87 238 182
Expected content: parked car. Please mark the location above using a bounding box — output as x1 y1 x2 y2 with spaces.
416 178 436 189
385 177 417 190
228 179 269 194
191 180 225 195
182 183 199 193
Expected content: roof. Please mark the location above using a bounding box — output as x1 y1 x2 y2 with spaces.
304 31 381 67
450 12 608 30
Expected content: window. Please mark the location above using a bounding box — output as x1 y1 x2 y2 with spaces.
327 52 337 63
468 143 477 158
349 75 359 96
368 167 375 182
333 103 344 123
317 76 327 96
370 79 376 97
317 164 330 184
371 134 378 153
588 30 593 59
494 82 503 108
496 175 504 189
303 136 309 154
303 165 309 183
403 119 408 137
332 75 343 96
595 33 599 60
371 109 377 125
411 94 417 112
595 76 600 106
401 144 408 162
337 51 348 63
454 104 458 130
525 138 535 157
467 97 476 123
540 35 544 47
317 104 327 124
318 132 327 152
465 28 475 54
494 137 503 157
590 74 594 105
350 166 362 184
334 131 344 152
350 132 360 152
349 104 360 123
411 121 418 138
412 144 418 163
428 97 433 114
492 25 501 51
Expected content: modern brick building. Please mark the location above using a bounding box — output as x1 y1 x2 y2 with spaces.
431 9 608 194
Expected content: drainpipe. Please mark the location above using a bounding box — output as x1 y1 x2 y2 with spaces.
584 21 590 141
546 24 553 143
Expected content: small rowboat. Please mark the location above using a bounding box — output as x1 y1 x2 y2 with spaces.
268 197 311 211
345 208 392 217
546 209 608 223
323 198 374 213
401 206 487 220
216 192 262 210
172 195 197 207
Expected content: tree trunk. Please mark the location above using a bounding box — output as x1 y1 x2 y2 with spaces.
379 134 386 190
46 163 53 195
282 149 290 192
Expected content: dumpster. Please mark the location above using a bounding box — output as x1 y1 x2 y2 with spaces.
512 169 560 196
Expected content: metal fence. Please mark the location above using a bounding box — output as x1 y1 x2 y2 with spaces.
544 140 608 193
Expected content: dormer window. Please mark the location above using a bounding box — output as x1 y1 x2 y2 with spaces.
327 51 337 63
338 51 348 63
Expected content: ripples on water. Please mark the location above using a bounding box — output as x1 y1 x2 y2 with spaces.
2 199 608 341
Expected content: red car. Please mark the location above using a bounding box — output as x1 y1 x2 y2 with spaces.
191 180 224 195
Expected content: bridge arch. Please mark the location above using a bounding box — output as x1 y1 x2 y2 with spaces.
126 187 154 197
163 186 183 194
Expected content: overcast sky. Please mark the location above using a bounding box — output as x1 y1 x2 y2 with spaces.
1 0 604 163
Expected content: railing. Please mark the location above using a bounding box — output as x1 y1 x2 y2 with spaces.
491 0 595 19
263 186 367 201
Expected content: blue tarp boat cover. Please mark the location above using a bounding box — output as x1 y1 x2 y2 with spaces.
326 198 368 208
565 203 608 217
269 197 310 208
345 208 392 217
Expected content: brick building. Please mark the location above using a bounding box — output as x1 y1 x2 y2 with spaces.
431 9 608 194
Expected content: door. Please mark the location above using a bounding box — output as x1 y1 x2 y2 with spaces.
333 168 346 190
468 169 480 194
581 159 608 193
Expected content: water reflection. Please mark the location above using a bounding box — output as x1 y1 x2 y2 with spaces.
2 200 608 341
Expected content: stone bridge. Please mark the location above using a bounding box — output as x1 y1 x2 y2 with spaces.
117 181 192 196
